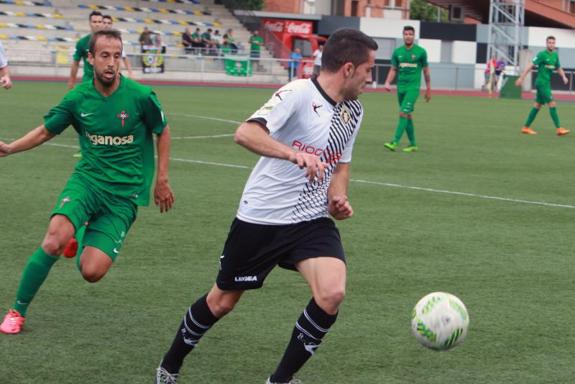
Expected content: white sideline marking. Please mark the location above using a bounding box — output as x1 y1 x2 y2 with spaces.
170 157 250 170
351 179 575 210
170 113 242 125
168 113 240 140
172 133 235 140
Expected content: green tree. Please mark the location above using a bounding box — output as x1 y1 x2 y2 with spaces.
222 0 263 10
410 0 448 22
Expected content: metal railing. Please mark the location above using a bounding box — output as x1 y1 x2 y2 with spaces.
5 47 575 93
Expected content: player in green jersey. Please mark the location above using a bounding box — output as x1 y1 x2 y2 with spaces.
383 25 431 153
0 29 175 335
515 36 569 136
67 11 103 89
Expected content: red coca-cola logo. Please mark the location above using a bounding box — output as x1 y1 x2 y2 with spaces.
286 21 312 35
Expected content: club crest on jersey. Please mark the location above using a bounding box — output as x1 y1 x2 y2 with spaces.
412 54 416 60
340 106 351 124
117 111 129 128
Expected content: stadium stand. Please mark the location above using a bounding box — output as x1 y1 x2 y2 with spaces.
0 0 282 82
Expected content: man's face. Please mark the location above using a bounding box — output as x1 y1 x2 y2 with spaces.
403 29 415 46
546 38 556 51
343 50 376 100
89 15 103 33
102 17 113 30
88 36 122 87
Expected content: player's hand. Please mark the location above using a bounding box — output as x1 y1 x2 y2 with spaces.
562 76 569 85
0 141 12 157
290 151 328 183
67 80 75 90
1 76 12 89
515 79 522 87
328 195 353 220
425 89 431 102
384 82 391 92
154 179 175 213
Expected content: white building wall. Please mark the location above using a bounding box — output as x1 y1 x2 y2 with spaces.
452 41 476 64
359 17 420 39
418 39 441 63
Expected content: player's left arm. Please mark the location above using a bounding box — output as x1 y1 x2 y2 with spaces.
422 50 431 102
154 125 174 213
423 66 431 102
0 125 55 157
557 67 568 85
327 162 353 220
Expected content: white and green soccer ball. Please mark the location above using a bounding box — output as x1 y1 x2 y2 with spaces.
411 292 469 351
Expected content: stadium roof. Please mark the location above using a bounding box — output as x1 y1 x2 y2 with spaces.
426 0 575 28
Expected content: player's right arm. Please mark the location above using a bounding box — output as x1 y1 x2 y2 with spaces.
516 55 538 87
68 39 84 89
384 67 396 91
68 61 80 89
235 122 327 183
384 50 399 91
0 125 55 157
237 84 327 182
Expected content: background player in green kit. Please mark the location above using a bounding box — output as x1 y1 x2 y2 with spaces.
515 36 570 136
67 11 103 89
0 29 175 335
383 25 431 153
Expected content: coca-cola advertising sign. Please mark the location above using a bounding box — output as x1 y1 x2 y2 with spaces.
263 19 313 37
285 21 312 35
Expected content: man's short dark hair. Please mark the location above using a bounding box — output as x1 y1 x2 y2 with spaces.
321 28 378 73
547 35 556 41
403 25 415 33
102 14 112 21
89 29 123 54
89 11 102 21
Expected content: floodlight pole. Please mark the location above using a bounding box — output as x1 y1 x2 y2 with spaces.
487 0 525 75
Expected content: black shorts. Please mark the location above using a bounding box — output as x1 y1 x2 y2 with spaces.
216 217 345 290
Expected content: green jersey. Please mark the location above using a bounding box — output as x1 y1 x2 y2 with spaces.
391 44 428 91
73 34 93 83
249 35 264 52
533 49 560 86
44 76 167 206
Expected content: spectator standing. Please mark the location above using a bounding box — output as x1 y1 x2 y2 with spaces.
288 48 302 81
249 30 264 71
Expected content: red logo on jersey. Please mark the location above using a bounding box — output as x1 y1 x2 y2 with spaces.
292 140 342 165
117 111 129 128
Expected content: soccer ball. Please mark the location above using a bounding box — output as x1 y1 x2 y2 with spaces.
411 292 469 351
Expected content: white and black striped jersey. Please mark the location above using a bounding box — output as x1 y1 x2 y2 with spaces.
236 77 364 225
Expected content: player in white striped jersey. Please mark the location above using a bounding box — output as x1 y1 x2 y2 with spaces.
157 29 378 384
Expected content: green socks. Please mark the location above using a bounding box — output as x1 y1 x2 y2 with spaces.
549 107 561 128
405 119 416 146
393 116 409 143
524 107 539 127
13 248 59 316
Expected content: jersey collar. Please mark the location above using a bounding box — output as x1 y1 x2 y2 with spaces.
311 75 337 107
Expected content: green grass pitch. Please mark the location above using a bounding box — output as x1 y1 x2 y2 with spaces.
1 81 574 383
